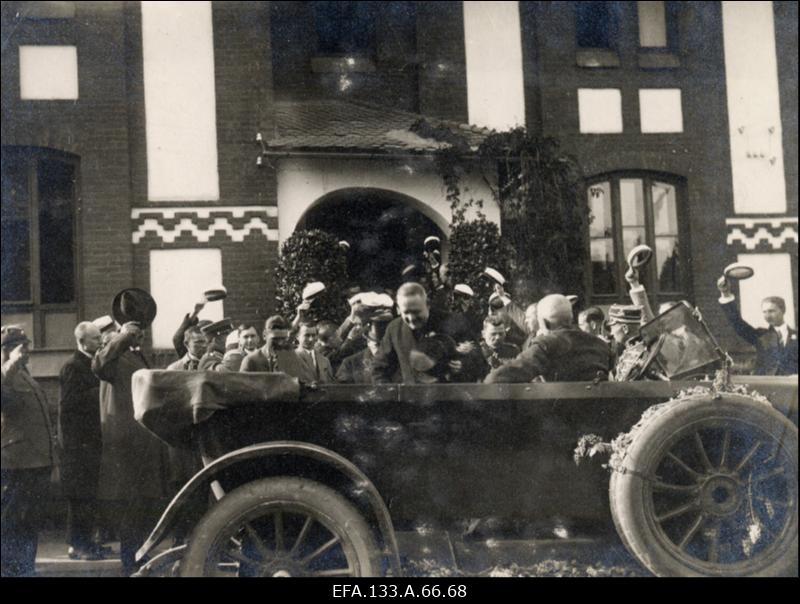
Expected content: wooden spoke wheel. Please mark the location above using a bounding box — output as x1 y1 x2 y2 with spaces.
610 395 797 576
181 477 381 577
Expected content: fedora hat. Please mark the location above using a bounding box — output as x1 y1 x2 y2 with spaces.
111 288 157 328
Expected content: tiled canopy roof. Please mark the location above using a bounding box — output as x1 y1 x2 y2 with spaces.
266 99 492 154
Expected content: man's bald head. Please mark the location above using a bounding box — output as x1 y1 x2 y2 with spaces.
537 295 574 332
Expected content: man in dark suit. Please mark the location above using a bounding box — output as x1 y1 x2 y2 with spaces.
58 321 105 560
372 282 486 384
485 295 610 384
1 326 54 576
717 278 798 375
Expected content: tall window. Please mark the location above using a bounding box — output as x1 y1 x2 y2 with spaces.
637 1 679 50
1 146 78 348
587 173 687 303
312 1 377 56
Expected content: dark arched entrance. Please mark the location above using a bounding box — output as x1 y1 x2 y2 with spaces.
300 189 446 291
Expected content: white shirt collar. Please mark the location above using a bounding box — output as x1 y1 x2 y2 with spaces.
775 323 789 343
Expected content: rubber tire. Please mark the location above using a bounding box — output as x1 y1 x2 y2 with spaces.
181 477 382 577
609 394 798 577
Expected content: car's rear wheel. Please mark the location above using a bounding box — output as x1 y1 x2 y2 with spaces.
181 477 381 577
610 394 798 576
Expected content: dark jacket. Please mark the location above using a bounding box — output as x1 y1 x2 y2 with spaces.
1 361 53 470
58 351 102 498
720 300 798 375
484 327 611 383
336 347 376 384
372 310 487 384
481 341 521 369
172 313 197 358
93 332 168 500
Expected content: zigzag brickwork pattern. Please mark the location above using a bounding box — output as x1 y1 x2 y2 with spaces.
726 217 799 251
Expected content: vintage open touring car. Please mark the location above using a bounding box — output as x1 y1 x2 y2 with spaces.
130 304 798 578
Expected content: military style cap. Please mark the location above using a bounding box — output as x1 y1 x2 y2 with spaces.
1 325 31 348
201 318 234 337
607 304 643 325
483 267 506 285
302 281 326 301
92 315 116 333
453 283 475 297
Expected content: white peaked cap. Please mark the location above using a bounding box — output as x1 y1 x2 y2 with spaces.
483 267 506 285
454 284 475 297
302 281 326 301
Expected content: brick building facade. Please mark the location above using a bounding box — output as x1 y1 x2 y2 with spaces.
1 1 797 397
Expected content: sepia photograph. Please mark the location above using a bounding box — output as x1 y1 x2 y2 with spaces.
1 0 797 585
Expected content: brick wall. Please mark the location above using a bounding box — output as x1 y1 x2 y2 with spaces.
1 2 136 323
520 1 778 356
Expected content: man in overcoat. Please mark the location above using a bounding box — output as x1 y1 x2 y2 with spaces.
58 321 105 560
1 326 54 576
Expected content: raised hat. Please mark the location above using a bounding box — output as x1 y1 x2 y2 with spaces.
607 304 643 325
423 236 441 249
482 267 506 285
203 286 227 302
626 244 653 269
92 315 116 333
339 240 351 250
401 264 419 277
112 288 157 328
197 319 214 330
0 325 31 348
302 281 326 301
723 262 754 281
201 318 234 337
453 283 475 297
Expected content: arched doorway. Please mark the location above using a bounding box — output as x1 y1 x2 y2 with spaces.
299 188 447 291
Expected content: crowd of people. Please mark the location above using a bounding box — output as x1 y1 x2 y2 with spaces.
1 244 797 576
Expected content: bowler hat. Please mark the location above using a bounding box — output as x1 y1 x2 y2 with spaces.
112 288 157 328
1 325 31 349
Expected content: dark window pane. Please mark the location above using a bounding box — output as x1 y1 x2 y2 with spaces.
313 1 377 55
38 158 75 304
1 154 31 302
576 2 614 48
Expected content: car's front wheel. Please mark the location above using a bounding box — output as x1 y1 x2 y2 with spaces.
181 477 381 577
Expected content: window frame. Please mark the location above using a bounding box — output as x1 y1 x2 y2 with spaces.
586 171 691 306
635 1 680 53
1 146 80 349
